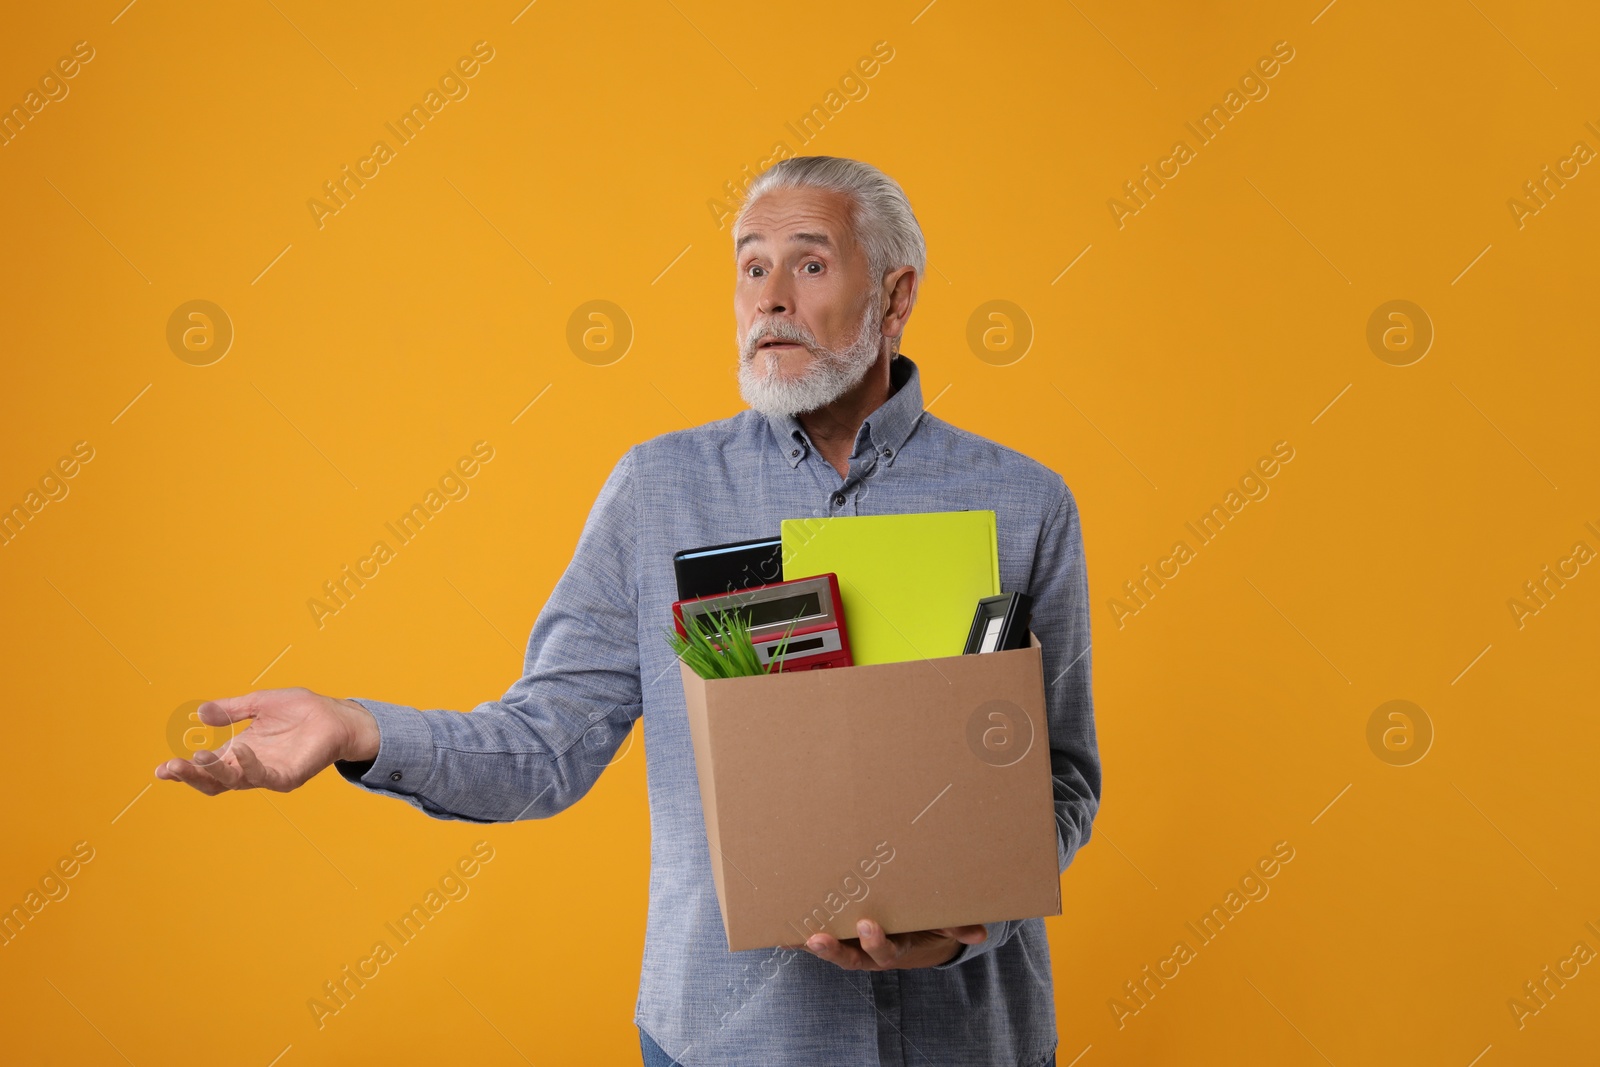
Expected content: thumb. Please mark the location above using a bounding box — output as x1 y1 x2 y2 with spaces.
197 693 263 727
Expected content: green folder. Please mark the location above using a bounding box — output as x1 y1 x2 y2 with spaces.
781 510 1000 666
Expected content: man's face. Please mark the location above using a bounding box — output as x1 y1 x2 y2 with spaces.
733 186 884 417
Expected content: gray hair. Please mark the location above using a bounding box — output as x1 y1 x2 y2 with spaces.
733 156 927 291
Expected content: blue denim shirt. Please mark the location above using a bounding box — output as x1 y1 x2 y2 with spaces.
336 353 1101 1066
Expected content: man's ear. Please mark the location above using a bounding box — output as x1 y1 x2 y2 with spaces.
881 266 917 341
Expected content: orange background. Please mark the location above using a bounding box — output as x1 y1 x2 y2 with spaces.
2 1 1597 1064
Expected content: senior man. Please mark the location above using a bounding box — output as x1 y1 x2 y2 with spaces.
156 155 1101 1067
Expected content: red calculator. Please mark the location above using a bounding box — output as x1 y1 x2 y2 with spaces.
671 573 852 671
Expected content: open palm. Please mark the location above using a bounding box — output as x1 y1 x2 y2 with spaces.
155 687 376 795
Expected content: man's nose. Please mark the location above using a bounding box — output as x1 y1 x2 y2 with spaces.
757 271 793 316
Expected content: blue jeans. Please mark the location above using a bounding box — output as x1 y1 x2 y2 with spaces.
639 1027 681 1067
639 1027 1057 1065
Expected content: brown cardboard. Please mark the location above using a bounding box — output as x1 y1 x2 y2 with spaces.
680 632 1061 952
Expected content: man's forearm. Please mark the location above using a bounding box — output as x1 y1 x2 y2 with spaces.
331 694 640 824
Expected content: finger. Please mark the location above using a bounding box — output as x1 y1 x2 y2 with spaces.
855 919 900 968
805 932 872 970
155 757 229 796
933 924 989 946
229 742 282 791
191 747 248 790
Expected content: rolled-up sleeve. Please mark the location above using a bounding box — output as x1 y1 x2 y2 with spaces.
936 476 1101 967
332 447 643 823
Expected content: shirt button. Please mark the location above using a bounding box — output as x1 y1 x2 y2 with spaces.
790 448 800 458
389 771 403 782
882 447 893 458
831 492 846 507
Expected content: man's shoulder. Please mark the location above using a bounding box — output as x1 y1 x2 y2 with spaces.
918 412 1070 499
629 409 764 461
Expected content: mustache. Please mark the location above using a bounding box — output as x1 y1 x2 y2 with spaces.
741 319 819 360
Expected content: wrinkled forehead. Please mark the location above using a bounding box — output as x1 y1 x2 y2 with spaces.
733 187 861 258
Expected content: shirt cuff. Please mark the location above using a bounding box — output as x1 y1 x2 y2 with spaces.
933 920 1010 969
332 698 438 797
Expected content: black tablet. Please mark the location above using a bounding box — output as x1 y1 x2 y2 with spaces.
672 536 784 601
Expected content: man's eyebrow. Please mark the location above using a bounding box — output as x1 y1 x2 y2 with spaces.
734 231 835 255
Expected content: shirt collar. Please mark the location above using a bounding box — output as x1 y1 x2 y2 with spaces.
765 353 924 469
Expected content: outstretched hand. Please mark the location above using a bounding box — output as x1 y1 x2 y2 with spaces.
154 687 379 795
792 919 987 970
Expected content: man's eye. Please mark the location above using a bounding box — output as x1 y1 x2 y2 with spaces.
804 262 822 274
747 265 764 277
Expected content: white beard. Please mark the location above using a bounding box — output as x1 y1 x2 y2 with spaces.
737 298 884 419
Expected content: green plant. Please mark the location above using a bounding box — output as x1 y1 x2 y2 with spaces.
666 606 801 679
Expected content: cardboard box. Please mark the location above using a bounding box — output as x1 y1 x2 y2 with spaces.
680 632 1062 952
